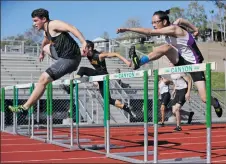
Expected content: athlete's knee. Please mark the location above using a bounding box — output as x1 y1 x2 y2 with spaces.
38 72 52 85
200 95 206 103
172 104 180 114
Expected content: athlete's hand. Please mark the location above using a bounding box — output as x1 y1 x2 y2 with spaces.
185 93 190 101
116 28 128 34
39 53 45 62
93 82 99 88
81 41 88 55
172 19 180 25
193 30 199 37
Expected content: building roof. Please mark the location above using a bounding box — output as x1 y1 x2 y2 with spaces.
92 37 107 42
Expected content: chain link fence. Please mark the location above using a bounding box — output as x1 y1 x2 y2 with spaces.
2 86 226 131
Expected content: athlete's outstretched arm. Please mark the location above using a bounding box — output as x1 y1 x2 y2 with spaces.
99 52 132 67
117 25 178 37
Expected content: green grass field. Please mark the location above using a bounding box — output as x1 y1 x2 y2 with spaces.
212 72 225 89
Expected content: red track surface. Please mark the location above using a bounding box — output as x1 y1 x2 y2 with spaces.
1 124 226 163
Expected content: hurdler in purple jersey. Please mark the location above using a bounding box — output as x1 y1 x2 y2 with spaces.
116 9 223 118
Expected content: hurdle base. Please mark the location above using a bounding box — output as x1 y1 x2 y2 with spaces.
86 144 124 150
53 138 91 144
82 144 125 155
31 136 47 142
107 153 148 163
157 157 206 163
49 140 89 150
112 150 153 157
35 134 68 139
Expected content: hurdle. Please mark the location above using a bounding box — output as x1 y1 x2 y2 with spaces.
155 62 215 163
31 83 52 143
104 70 153 163
63 75 124 154
92 70 152 162
1 84 33 135
105 62 216 163
1 85 16 134
1 88 5 131
1 81 91 148
32 80 91 149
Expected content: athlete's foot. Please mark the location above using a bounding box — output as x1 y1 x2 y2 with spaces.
129 107 137 118
129 45 135 59
60 84 70 94
174 126 182 132
187 112 194 124
60 83 77 95
159 122 165 127
123 104 137 118
213 98 223 118
8 105 28 115
129 46 140 70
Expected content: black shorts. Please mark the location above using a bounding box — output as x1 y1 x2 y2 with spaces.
46 56 81 80
175 56 205 82
46 45 81 80
77 67 116 105
171 88 187 106
160 92 171 106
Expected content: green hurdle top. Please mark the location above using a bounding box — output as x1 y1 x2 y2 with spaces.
158 62 216 75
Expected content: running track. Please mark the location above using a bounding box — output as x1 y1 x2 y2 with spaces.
1 124 226 163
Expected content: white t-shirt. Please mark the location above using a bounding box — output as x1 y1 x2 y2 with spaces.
159 80 169 94
171 73 187 90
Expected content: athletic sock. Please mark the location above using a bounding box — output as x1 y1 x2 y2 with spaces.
140 55 150 65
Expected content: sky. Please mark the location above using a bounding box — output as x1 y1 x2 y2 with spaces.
1 1 219 43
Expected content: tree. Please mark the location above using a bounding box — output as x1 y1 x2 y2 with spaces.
2 26 43 46
169 7 185 23
24 26 43 45
210 10 215 41
215 0 225 41
119 18 143 39
186 1 208 40
101 31 109 40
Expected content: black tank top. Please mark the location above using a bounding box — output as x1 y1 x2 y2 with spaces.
87 50 108 74
45 20 81 59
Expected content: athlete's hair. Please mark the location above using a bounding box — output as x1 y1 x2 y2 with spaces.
86 40 95 50
153 9 170 25
31 8 50 21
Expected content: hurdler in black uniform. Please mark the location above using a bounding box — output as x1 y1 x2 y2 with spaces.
61 40 136 118
8 8 87 114
45 20 81 80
